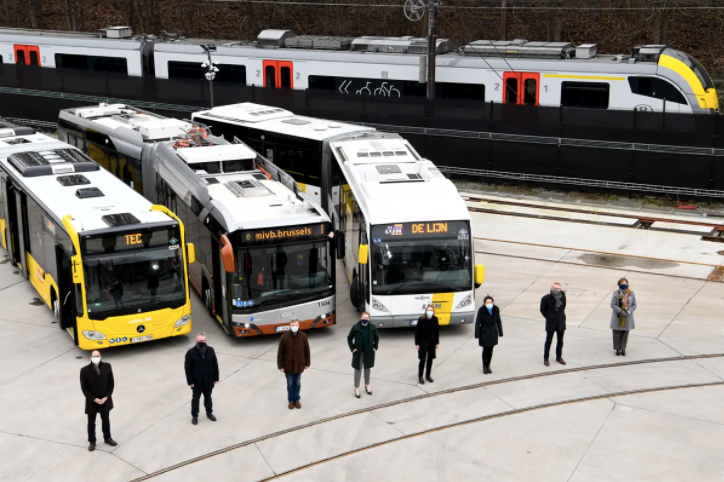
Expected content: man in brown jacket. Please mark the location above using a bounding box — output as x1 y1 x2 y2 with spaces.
277 319 311 409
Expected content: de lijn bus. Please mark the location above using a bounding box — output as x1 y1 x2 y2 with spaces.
193 103 484 327
58 104 339 336
0 124 194 350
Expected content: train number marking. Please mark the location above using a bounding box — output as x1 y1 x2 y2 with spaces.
544 85 548 92
318 300 331 307
296 72 300 79
494 82 500 91
8 54 12 61
256 70 260 77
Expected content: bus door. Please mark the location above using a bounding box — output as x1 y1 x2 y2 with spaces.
55 245 77 337
211 239 224 322
503 72 540 105
8 189 29 278
262 60 294 89
13 45 41 66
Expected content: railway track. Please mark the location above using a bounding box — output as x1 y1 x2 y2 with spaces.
133 352 724 480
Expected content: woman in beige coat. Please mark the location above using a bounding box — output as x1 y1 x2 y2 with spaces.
610 277 636 356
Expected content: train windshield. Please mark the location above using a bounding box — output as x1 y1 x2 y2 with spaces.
81 226 186 319
370 221 472 296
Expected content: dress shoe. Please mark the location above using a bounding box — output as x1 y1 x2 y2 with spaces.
418 376 425 385
207 413 217 422
294 401 302 409
556 358 567 365
487 365 493 374
104 438 118 447
355 389 361 399
483 365 489 374
288 402 295 410
426 375 434 383
365 386 372 395
544 359 550 366
192 416 198 425
621 349 626 356
88 443 96 452
616 349 621 356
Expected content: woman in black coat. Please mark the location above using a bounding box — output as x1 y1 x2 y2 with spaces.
415 304 440 385
475 295 504 375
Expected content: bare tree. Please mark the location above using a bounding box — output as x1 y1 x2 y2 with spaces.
27 0 43 29
65 0 78 31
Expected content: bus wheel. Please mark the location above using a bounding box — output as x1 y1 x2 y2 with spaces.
203 280 213 316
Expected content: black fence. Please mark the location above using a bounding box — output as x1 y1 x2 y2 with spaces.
2 64 724 198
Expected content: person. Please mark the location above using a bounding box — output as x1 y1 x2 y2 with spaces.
277 319 311 409
79 350 117 451
474 295 504 374
610 277 637 356
415 304 440 384
147 261 160 298
540 282 567 366
347 311 379 398
184 332 219 425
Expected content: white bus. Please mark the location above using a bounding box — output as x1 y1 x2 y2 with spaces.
59 104 338 337
193 103 484 327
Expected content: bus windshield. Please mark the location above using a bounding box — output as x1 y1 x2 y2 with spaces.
232 239 333 308
82 226 186 319
370 221 472 296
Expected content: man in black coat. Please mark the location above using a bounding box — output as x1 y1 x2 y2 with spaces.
540 282 567 367
185 332 220 425
79 350 117 452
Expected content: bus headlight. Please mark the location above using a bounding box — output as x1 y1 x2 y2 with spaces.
455 294 472 309
371 298 388 312
174 315 191 328
82 330 107 340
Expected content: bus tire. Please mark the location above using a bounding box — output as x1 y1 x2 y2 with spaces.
202 279 213 316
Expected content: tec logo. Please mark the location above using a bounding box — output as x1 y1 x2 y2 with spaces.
169 237 178 244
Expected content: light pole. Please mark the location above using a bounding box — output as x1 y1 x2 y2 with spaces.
201 44 218 108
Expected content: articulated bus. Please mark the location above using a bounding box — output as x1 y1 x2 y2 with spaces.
59 104 338 336
0 124 194 349
193 103 484 327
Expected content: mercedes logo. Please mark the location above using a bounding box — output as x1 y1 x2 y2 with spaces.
137 325 146 333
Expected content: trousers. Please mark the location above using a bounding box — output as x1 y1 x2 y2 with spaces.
418 351 434 377
286 373 302 402
191 386 213 416
482 346 495 366
544 330 565 360
612 330 630 350
354 353 371 388
87 412 111 443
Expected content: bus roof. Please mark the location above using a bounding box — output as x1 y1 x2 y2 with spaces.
193 103 373 142
0 128 171 234
330 134 469 226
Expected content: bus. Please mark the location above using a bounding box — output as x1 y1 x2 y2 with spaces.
59 104 338 336
0 123 194 350
193 103 484 327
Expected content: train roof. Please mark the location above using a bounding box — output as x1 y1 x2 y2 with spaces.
193 103 373 142
0 127 171 235
329 133 469 226
0 27 144 50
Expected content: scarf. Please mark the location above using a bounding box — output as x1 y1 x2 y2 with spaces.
552 291 563 310
617 288 630 327
92 362 100 376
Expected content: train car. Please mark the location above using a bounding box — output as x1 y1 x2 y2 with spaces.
0 26 717 113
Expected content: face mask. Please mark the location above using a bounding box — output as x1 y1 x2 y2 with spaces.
426 310 434 318
619 284 628 290
197 341 207 348
551 288 561 295
291 326 299 333
91 357 101 365
485 303 493 309
361 319 369 325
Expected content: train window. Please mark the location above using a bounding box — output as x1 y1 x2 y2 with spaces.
16 49 26 65
56 54 127 74
524 79 537 105
309 75 336 91
280 66 292 88
168 61 204 80
628 77 687 105
216 64 247 84
29 50 39 66
439 82 485 101
265 65 276 88
505 77 518 103
560 82 609 109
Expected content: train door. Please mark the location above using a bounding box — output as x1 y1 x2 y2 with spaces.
13 45 41 66
503 72 540 105
262 60 294 89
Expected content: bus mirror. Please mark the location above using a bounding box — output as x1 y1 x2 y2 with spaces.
474 264 485 288
336 231 345 259
358 244 369 265
186 243 196 264
220 234 236 273
71 255 82 284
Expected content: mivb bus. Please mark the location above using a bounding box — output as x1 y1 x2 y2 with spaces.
0 125 194 349
193 103 484 326
59 104 338 336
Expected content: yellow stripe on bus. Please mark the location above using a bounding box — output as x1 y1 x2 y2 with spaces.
432 292 455 326
542 74 625 81
0 218 5 249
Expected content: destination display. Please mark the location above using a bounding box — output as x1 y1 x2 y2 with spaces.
241 223 327 243
83 226 181 254
372 221 471 241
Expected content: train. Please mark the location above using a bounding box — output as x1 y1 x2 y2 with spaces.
0 26 718 114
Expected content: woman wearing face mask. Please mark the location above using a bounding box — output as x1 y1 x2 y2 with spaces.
610 277 636 356
415 304 440 384
475 295 504 374
347 311 379 398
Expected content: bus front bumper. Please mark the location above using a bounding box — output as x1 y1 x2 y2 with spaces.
232 313 336 337
372 311 475 328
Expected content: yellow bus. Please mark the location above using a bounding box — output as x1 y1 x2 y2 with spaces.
0 124 195 350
